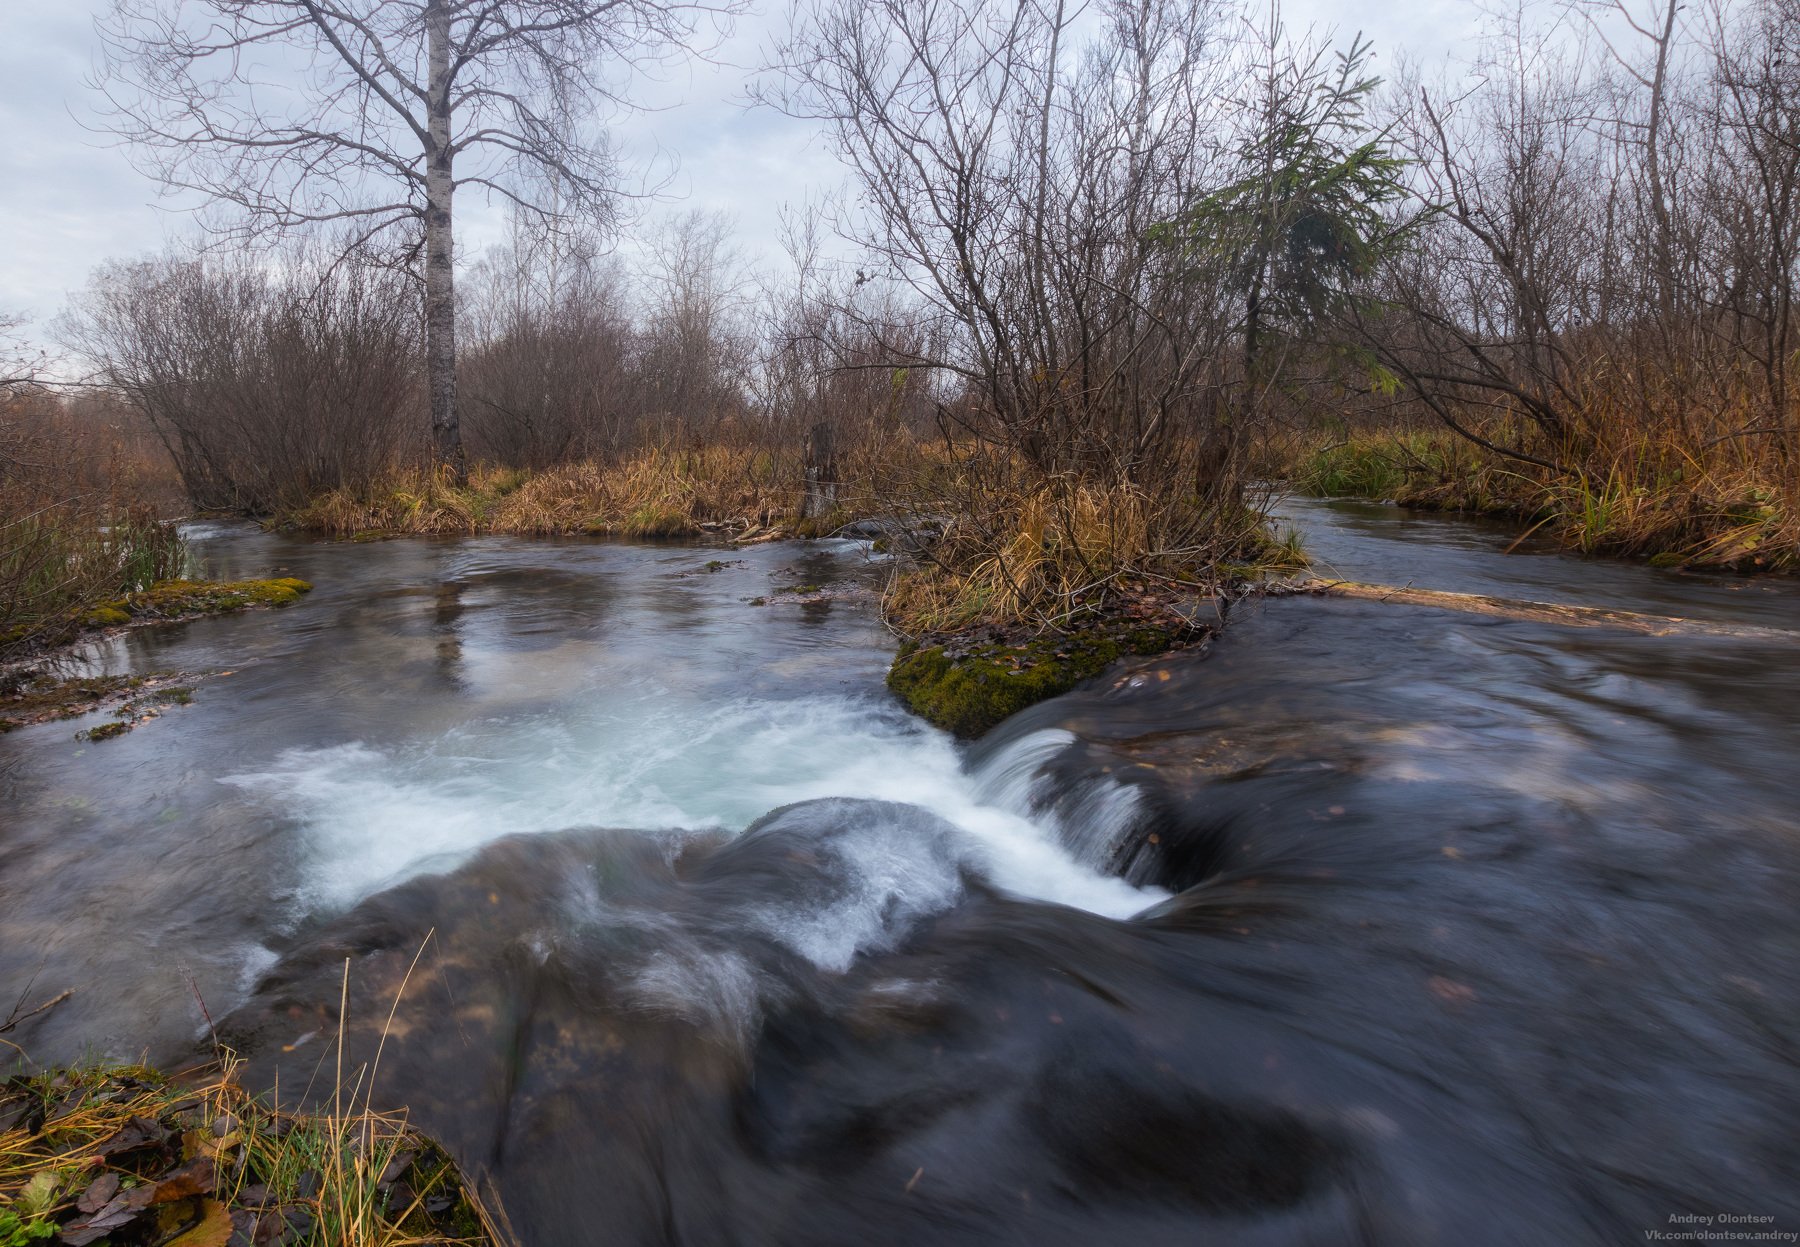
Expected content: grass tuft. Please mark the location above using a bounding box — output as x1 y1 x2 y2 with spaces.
0 1059 496 1247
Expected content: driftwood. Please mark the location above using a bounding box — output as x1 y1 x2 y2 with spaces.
1285 578 1798 641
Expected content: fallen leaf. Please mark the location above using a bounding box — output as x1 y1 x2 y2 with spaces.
20 1170 62 1216
152 1156 216 1203
59 1187 153 1246
76 1172 120 1214
164 1199 232 1247
227 1208 259 1247
280 1204 315 1241
379 1149 417 1185
96 1115 169 1157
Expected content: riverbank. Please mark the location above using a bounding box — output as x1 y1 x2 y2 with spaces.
0 1061 495 1247
1289 427 1797 573
0 579 312 737
283 454 1309 737
283 450 876 542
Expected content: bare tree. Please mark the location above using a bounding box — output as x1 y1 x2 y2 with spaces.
765 0 1255 623
636 209 751 431
95 0 741 481
0 316 47 396
461 204 635 464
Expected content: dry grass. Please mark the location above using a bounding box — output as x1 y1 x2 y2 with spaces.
1290 411 1798 573
287 446 821 539
878 464 1279 636
287 433 1290 634
0 1055 498 1247
1 392 193 660
1 945 506 1247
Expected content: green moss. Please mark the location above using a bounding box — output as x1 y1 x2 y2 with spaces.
888 627 1175 738
97 577 313 622
83 607 131 627
1648 551 1687 568
793 510 848 538
79 720 132 742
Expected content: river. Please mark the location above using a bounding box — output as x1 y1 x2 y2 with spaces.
2 500 1797 1244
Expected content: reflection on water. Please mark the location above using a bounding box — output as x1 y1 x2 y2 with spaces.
3 515 1798 1244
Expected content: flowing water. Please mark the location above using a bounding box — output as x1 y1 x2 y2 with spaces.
3 502 1798 1244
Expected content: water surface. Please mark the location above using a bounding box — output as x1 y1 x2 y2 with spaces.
2 507 1796 1245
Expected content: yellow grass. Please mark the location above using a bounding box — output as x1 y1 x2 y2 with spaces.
1291 409 1798 573
287 446 823 539
0 1054 500 1247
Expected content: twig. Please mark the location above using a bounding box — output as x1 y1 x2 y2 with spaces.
183 968 220 1052
0 988 73 1034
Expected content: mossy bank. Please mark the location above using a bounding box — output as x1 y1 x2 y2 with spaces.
1 579 312 737
3 578 313 657
87 577 313 624
888 618 1207 739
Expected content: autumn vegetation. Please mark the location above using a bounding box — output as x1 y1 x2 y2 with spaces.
3 0 1795 679
0 376 186 662
0 1059 497 1247
1285 0 1800 572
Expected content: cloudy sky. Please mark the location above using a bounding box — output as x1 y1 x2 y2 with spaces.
0 0 1485 339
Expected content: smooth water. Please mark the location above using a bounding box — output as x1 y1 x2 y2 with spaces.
3 502 1798 1244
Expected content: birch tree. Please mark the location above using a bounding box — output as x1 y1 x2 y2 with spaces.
95 0 736 480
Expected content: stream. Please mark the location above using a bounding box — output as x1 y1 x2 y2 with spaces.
3 500 1798 1244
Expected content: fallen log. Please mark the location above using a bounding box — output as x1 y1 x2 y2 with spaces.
1282 578 1799 640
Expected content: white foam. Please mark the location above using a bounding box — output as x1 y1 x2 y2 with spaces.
221 693 1164 945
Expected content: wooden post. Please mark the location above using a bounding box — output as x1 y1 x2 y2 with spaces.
802 420 839 521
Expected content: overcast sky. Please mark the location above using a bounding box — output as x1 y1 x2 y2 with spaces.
0 0 1485 340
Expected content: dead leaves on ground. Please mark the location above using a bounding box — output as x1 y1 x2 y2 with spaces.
0 1068 489 1247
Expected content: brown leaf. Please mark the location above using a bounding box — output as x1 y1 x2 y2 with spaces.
248 1210 286 1247
76 1172 120 1215
95 1114 169 1157
378 1149 416 1186
152 1156 216 1203
279 1204 315 1242
164 1199 232 1247
226 1208 259 1247
58 1190 150 1247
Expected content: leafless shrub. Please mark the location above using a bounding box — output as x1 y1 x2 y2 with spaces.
63 237 423 513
